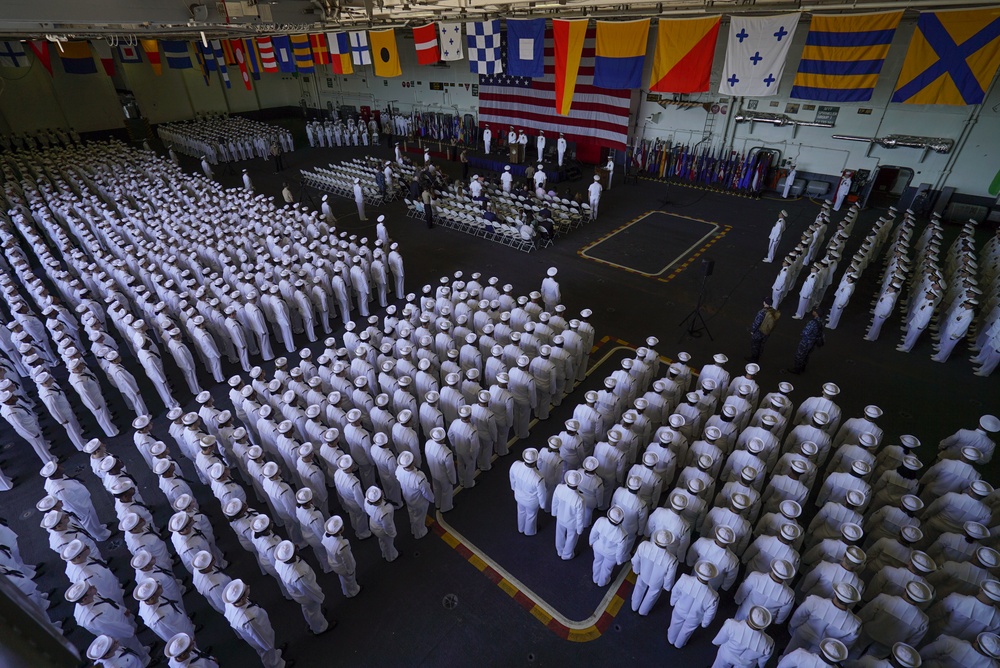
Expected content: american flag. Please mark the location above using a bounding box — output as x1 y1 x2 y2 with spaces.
478 28 632 151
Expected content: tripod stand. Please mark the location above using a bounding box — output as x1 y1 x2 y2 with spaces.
678 268 714 340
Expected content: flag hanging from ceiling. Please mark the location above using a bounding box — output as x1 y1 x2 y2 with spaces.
140 39 162 75
161 40 193 69
649 16 721 93
439 22 465 61
327 32 353 74
0 41 29 68
195 42 212 85
349 31 371 66
892 7 1000 105
256 37 278 72
59 42 98 75
90 40 115 76
290 34 314 72
243 38 262 77
507 18 545 77
117 43 143 64
479 27 632 150
369 29 402 77
413 24 440 65
791 11 902 102
29 41 52 75
553 19 587 116
230 39 253 89
467 20 502 74
210 39 231 87
310 34 330 65
220 39 237 65
594 19 650 89
719 14 799 96
271 35 296 73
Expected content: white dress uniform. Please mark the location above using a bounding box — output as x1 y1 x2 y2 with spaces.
44 473 110 541
72 591 150 663
687 536 740 591
275 545 328 634
192 558 232 615
858 592 929 658
927 590 1000 641
295 498 332 573
395 458 434 539
551 478 587 560
333 463 372 539
426 434 457 512
364 492 399 562
589 511 630 586
322 519 361 597
223 587 285 668
630 533 679 615
668 571 720 647
735 570 795 624
711 617 774 668
765 215 786 263
510 455 547 535
136 585 196 643
786 595 862 655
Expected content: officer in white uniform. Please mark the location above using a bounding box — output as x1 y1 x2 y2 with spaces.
557 133 567 167
395 451 434 539
66 583 150 664
322 516 361 598
631 530 679 616
551 470 588 560
222 580 286 668
510 448 547 535
668 561 720 648
364 486 399 562
711 606 774 668
589 506 630 587
274 541 329 634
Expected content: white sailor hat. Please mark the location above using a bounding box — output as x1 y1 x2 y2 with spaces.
910 551 936 573
325 516 345 534
223 580 248 604
864 405 883 419
833 583 860 605
715 526 735 545
845 546 866 565
192 550 214 571
819 638 848 663
86 635 116 660
779 500 801 518
65 581 90 603
901 495 924 512
275 540 296 563
583 456 599 472
841 523 863 542
431 427 447 441
365 486 383 504
780 524 802 542
607 506 625 524
905 581 932 604
694 560 717 582
133 578 160 602
900 526 923 543
747 606 772 630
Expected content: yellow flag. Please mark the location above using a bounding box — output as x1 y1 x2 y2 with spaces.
369 29 401 77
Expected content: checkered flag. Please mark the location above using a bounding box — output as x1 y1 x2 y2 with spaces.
466 20 502 75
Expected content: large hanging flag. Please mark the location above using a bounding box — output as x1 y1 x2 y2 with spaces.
309 34 330 65
507 18 545 77
649 16 721 93
290 34 314 73
892 7 1000 105
553 19 587 115
439 23 465 61
370 29 402 77
467 20 502 74
256 36 278 72
479 27 632 150
90 40 115 76
349 31 371 66
161 40 193 69
719 14 799 96
29 41 52 75
594 19 650 89
59 42 98 75
117 43 143 64
195 42 212 85
791 11 902 102
230 39 253 90
0 41 28 68
413 24 440 65
271 35 296 73
210 39 231 88
140 39 162 75
243 38 263 77
327 32 353 74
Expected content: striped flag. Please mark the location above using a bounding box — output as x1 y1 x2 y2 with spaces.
161 41 193 69
413 24 440 65
243 38 262 77
791 11 903 102
310 34 330 65
327 32 353 74
290 34 314 73
553 19 587 115
58 42 97 75
479 27 631 150
211 39 230 88
256 37 278 72
140 39 162 75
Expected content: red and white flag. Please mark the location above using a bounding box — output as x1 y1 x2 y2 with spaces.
413 24 440 65
256 36 278 72
230 39 252 90
90 40 115 76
